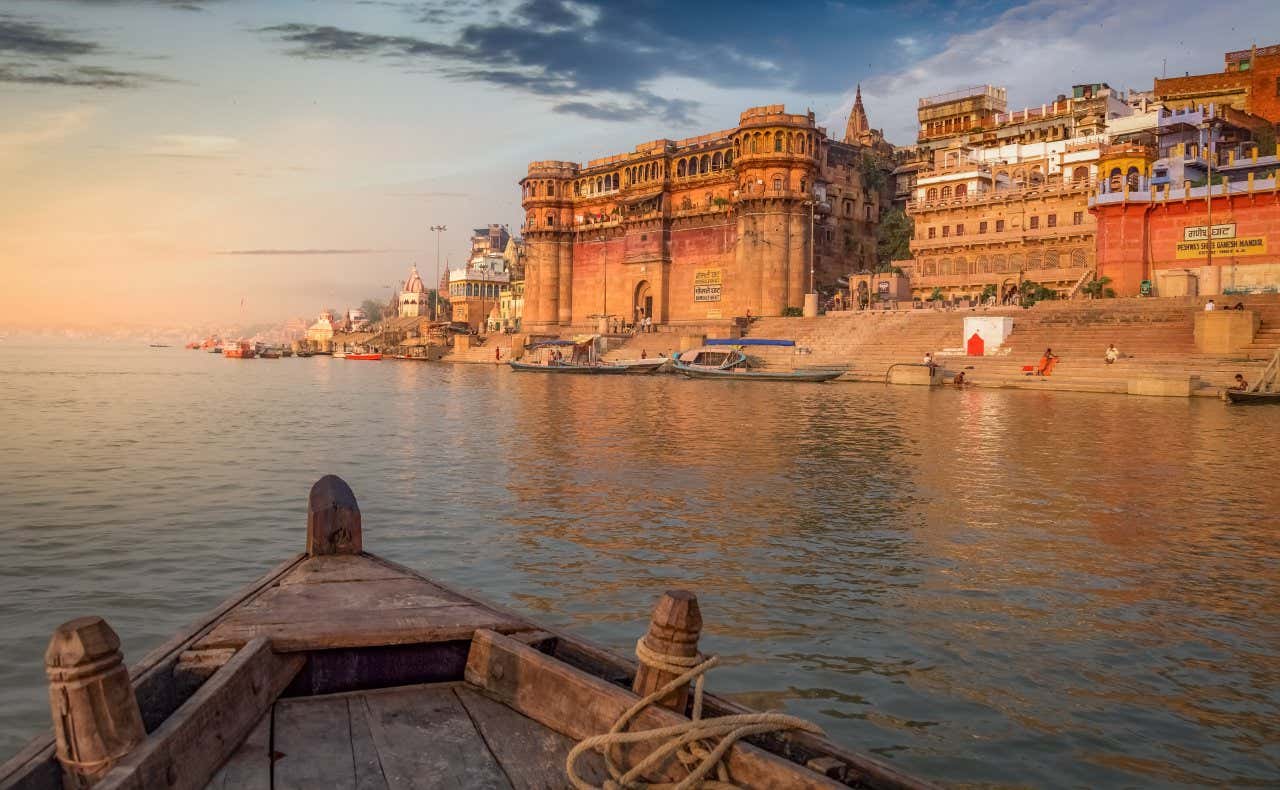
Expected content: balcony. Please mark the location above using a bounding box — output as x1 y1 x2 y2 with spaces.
908 179 1095 212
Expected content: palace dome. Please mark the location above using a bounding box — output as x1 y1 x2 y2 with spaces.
403 266 426 294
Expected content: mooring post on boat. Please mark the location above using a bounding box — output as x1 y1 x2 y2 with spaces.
307 474 362 556
45 616 146 788
632 589 702 713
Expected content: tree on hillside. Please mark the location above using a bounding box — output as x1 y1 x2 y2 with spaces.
877 208 913 269
359 298 386 324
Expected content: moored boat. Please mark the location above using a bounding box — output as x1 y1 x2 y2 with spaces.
610 357 670 374
222 341 256 359
345 352 382 361
1225 389 1280 404
259 349 281 359
0 476 930 790
673 339 843 382
510 336 628 374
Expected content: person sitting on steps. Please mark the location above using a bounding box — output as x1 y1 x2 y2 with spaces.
1105 344 1120 365
1033 348 1058 377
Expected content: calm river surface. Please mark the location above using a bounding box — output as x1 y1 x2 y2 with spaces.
0 341 1276 787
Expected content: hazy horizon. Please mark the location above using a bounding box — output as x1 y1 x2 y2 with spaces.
3 0 1276 331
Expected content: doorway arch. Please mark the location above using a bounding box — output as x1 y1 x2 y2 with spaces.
634 281 653 325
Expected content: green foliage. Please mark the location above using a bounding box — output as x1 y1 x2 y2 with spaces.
1020 280 1058 307
1080 275 1116 299
859 152 888 193
927 287 943 302
782 306 804 317
980 284 997 303
876 208 913 268
713 196 730 208
359 298 386 323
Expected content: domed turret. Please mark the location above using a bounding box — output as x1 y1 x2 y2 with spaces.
403 265 426 294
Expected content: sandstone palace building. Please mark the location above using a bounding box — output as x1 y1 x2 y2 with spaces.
520 100 893 332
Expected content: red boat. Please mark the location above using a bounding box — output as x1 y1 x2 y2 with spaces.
222 341 256 359
345 353 382 361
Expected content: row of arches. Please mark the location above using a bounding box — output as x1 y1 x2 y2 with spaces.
573 173 620 197
1106 166 1143 192
734 129 815 157
524 179 560 199
918 247 1091 276
676 150 732 178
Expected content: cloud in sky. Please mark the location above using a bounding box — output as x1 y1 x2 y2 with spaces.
257 0 801 124
0 13 169 88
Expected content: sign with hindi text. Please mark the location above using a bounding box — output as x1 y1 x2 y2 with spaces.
1175 237 1266 259
1183 223 1237 241
694 268 722 302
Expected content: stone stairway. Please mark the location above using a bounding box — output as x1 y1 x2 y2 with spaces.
737 296 1280 394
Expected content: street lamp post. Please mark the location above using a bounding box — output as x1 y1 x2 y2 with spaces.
429 224 446 320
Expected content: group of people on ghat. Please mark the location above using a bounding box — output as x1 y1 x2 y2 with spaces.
1204 299 1248 311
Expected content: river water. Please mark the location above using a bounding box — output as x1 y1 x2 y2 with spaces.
0 341 1276 787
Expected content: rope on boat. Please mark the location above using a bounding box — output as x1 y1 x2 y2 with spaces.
565 639 823 790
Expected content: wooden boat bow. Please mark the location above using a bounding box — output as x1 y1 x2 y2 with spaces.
0 477 933 790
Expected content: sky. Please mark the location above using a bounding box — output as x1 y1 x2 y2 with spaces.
1 0 1277 331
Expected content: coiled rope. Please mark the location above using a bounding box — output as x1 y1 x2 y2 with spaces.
565 638 823 790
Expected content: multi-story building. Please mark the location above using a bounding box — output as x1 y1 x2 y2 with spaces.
1154 44 1280 125
899 83 1144 301
448 262 509 332
519 103 894 332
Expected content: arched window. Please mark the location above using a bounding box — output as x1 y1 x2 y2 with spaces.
1072 166 1088 183
796 136 804 155
548 183 556 196
612 173 620 190
677 160 686 177
940 257 952 275
992 254 1007 273
1126 167 1140 191
955 183 967 198
1030 169 1044 186
1109 167 1122 192
724 151 733 167
927 188 938 202
529 183 537 197
546 213 555 227
1044 249 1060 270
1027 250 1043 270
1070 248 1088 268
941 186 952 200
774 134 783 152
1008 253 1024 272
712 151 723 171
596 176 603 193
772 176 783 192
573 182 581 196
750 134 759 153
700 154 710 174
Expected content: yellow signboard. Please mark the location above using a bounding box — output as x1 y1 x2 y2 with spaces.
694 269 723 286
694 268 722 302
1175 237 1266 259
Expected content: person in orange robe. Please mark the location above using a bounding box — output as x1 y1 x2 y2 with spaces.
1035 348 1058 376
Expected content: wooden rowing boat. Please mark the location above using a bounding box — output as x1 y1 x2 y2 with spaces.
1225 389 1280 404
0 476 931 790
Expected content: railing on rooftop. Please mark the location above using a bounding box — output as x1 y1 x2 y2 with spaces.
920 85 1006 107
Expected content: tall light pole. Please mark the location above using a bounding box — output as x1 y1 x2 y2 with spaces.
430 224 446 320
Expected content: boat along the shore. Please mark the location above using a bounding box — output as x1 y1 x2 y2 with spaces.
1225 348 1280 403
609 357 670 374
0 476 931 790
510 337 629 375
673 340 843 383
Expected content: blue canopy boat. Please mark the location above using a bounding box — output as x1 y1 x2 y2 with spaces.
672 341 843 382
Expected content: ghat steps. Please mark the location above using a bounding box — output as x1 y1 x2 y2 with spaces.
740 295 1280 393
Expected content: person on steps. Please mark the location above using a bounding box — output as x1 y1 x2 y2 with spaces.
1035 348 1058 377
1105 344 1120 365
1230 374 1249 392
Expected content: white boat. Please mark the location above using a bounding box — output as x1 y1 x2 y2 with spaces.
609 357 670 374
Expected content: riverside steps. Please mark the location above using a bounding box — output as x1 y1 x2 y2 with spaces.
732 295 1280 396
0 476 927 790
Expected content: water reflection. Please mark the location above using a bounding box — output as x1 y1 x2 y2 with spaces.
0 343 1276 788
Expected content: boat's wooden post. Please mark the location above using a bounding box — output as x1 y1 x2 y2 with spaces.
632 589 702 713
306 474 362 556
45 616 146 788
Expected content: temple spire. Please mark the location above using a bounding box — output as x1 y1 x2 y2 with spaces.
844 83 870 145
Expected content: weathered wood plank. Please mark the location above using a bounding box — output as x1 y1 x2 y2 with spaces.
348 697 390 790
195 605 531 652
273 697 356 790
456 686 608 790
96 639 304 790
279 555 410 586
234 578 469 621
0 555 304 790
287 641 474 697
204 710 270 790
465 630 844 790
361 686 511 790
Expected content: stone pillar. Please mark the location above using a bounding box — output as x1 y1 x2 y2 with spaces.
759 202 786 316
788 207 808 309
557 238 574 326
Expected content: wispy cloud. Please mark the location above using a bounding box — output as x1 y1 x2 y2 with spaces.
25 0 221 10
215 248 396 256
0 13 170 88
145 133 239 159
256 0 794 124
389 190 471 198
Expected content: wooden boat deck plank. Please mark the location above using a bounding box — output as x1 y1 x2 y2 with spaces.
204 710 271 790
455 686 609 790
192 556 531 652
